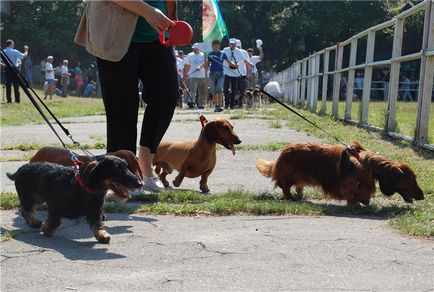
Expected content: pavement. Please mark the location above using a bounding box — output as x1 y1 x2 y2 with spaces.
1 109 433 291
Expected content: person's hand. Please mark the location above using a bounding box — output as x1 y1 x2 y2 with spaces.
24 45 29 51
143 6 174 32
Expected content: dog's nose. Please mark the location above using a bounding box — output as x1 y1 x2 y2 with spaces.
235 139 242 145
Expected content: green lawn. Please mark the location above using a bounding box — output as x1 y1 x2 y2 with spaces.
0 88 105 126
320 100 434 142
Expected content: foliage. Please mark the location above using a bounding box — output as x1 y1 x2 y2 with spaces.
1 0 411 73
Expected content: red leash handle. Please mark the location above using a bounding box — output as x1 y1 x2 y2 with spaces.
159 20 193 46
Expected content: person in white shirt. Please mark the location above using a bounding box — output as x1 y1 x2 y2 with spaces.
234 39 252 108
2 39 28 103
223 38 251 109
59 59 71 97
45 56 56 100
247 46 263 87
183 43 206 109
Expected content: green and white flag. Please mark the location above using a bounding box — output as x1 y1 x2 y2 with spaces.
202 0 228 42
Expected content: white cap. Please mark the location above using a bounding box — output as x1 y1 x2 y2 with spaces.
229 38 236 44
236 39 242 48
47 56 53 60
192 43 199 49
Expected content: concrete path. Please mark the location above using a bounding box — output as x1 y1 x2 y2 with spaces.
1 109 433 291
1 212 432 291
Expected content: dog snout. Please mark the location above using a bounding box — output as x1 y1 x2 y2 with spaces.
234 137 242 145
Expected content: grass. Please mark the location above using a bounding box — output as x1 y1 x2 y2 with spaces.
0 230 20 242
323 100 434 143
1 142 106 152
1 190 414 223
0 88 105 126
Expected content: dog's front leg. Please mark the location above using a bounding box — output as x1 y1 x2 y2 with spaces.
199 170 212 193
41 213 61 237
88 212 111 244
172 166 187 188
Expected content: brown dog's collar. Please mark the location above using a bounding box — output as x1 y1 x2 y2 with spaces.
73 160 96 194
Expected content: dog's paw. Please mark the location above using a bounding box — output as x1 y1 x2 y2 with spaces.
95 229 111 244
30 220 43 229
172 178 182 187
41 221 56 237
200 185 210 193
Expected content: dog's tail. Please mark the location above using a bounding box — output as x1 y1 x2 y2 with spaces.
255 159 275 178
6 171 17 181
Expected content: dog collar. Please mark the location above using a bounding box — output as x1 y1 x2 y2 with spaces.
347 147 363 163
73 160 96 194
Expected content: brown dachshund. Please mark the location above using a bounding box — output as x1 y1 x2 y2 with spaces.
256 142 375 205
30 147 143 200
153 118 241 193
360 151 424 203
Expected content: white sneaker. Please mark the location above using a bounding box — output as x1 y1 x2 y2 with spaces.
142 176 165 193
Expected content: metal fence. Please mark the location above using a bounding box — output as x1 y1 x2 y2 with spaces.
273 0 434 150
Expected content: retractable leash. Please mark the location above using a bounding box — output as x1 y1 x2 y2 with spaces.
0 48 94 158
159 21 208 128
202 48 363 162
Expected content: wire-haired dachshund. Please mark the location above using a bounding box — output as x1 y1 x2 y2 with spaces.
7 155 143 243
256 142 375 205
153 118 241 193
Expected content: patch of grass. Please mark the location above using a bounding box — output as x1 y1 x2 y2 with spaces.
1 142 106 151
236 141 288 151
0 230 20 243
269 120 282 128
0 153 34 162
103 202 135 214
0 192 20 209
0 90 105 126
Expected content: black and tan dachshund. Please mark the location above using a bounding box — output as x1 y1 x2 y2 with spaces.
7 155 143 244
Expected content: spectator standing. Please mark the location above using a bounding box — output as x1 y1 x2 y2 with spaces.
75 0 179 193
3 39 28 103
223 38 248 109
59 60 71 97
83 81 96 97
39 59 46 86
401 75 413 101
44 56 56 100
74 61 84 95
354 73 364 100
207 39 236 112
23 54 33 85
247 46 263 88
235 39 252 108
184 43 206 109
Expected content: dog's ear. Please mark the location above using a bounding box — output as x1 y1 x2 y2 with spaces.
349 141 365 152
203 120 218 143
83 160 101 188
340 149 357 174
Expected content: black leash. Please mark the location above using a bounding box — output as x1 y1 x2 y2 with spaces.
0 47 94 157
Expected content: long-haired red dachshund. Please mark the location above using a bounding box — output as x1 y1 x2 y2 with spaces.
256 142 375 205
360 151 424 203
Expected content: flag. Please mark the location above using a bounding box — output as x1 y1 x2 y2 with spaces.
202 0 228 43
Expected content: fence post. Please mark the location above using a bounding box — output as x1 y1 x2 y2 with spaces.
416 0 434 143
293 62 300 106
321 49 329 113
312 53 320 113
300 59 307 107
361 30 376 125
345 39 358 120
307 57 313 110
386 19 405 132
332 44 343 118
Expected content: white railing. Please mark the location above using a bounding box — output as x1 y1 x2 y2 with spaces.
274 0 434 150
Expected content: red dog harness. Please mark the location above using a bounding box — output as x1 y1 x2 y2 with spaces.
72 159 96 194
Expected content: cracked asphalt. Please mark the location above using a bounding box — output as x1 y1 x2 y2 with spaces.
1 110 433 291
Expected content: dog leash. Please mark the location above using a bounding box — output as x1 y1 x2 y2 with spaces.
178 76 208 128
199 48 363 162
0 48 95 158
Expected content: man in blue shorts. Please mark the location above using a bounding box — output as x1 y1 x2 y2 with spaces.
207 39 236 112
